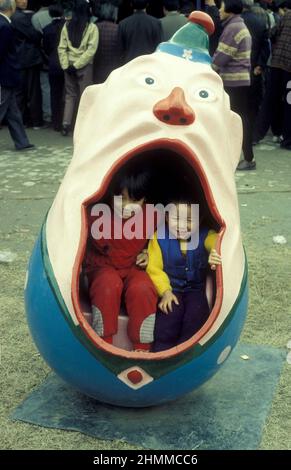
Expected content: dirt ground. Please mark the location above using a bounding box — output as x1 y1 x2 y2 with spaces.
0 128 290 450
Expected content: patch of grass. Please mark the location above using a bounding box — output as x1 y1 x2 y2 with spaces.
241 245 291 347
1 133 290 449
259 365 291 450
0 256 139 450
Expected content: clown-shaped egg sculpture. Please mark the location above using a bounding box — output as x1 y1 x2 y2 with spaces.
25 12 248 407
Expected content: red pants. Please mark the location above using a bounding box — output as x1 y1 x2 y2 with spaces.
87 267 157 350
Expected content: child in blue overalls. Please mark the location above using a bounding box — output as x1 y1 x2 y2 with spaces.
147 192 222 352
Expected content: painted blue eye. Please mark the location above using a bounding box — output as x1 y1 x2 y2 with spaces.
199 90 209 99
194 88 216 102
145 77 155 85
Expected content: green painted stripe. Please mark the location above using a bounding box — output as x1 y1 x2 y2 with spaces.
41 222 74 327
41 220 248 379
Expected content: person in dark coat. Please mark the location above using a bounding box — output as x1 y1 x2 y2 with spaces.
93 2 121 84
213 0 254 170
12 0 43 128
0 0 34 150
161 0 187 41
270 0 291 149
253 0 291 146
32 0 53 125
205 0 223 56
43 3 65 131
241 0 270 142
118 0 163 64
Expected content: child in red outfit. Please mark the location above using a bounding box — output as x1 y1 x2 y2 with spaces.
84 165 158 351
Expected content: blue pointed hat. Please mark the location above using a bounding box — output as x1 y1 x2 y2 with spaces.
157 11 215 65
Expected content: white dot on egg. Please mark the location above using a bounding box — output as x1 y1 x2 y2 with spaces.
24 271 29 290
217 345 232 365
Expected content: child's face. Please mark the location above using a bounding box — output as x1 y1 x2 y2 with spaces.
114 187 145 220
167 203 199 240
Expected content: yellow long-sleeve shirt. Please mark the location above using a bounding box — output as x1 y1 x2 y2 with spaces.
58 22 99 70
146 230 218 296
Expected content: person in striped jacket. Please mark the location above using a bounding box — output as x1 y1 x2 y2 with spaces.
213 0 254 170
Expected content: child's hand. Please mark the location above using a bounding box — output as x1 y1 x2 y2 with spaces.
208 249 222 271
136 249 148 269
159 290 179 314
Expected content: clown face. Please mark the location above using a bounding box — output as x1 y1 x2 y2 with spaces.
45 47 244 357
26 12 248 406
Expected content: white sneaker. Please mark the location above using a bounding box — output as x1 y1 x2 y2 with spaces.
272 135 283 143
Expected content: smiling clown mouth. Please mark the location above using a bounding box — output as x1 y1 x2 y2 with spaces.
72 140 225 360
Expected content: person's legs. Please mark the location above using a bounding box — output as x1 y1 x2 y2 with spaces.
124 267 158 350
0 87 32 149
152 292 184 352
241 92 254 162
269 67 285 139
27 66 43 127
254 67 273 142
249 73 263 135
15 69 27 123
62 71 78 128
0 86 10 121
40 70 51 124
280 70 291 149
87 267 123 343
225 86 254 164
254 67 284 141
77 64 93 96
68 64 93 130
49 71 64 131
178 290 210 344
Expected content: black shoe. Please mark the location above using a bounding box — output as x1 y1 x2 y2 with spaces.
42 121 51 129
15 144 35 151
236 160 256 171
280 141 291 150
61 124 70 136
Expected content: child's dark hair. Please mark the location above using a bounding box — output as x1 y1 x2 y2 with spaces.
112 163 152 201
164 176 198 206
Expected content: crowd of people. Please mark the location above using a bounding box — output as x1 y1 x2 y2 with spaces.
1 0 291 163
